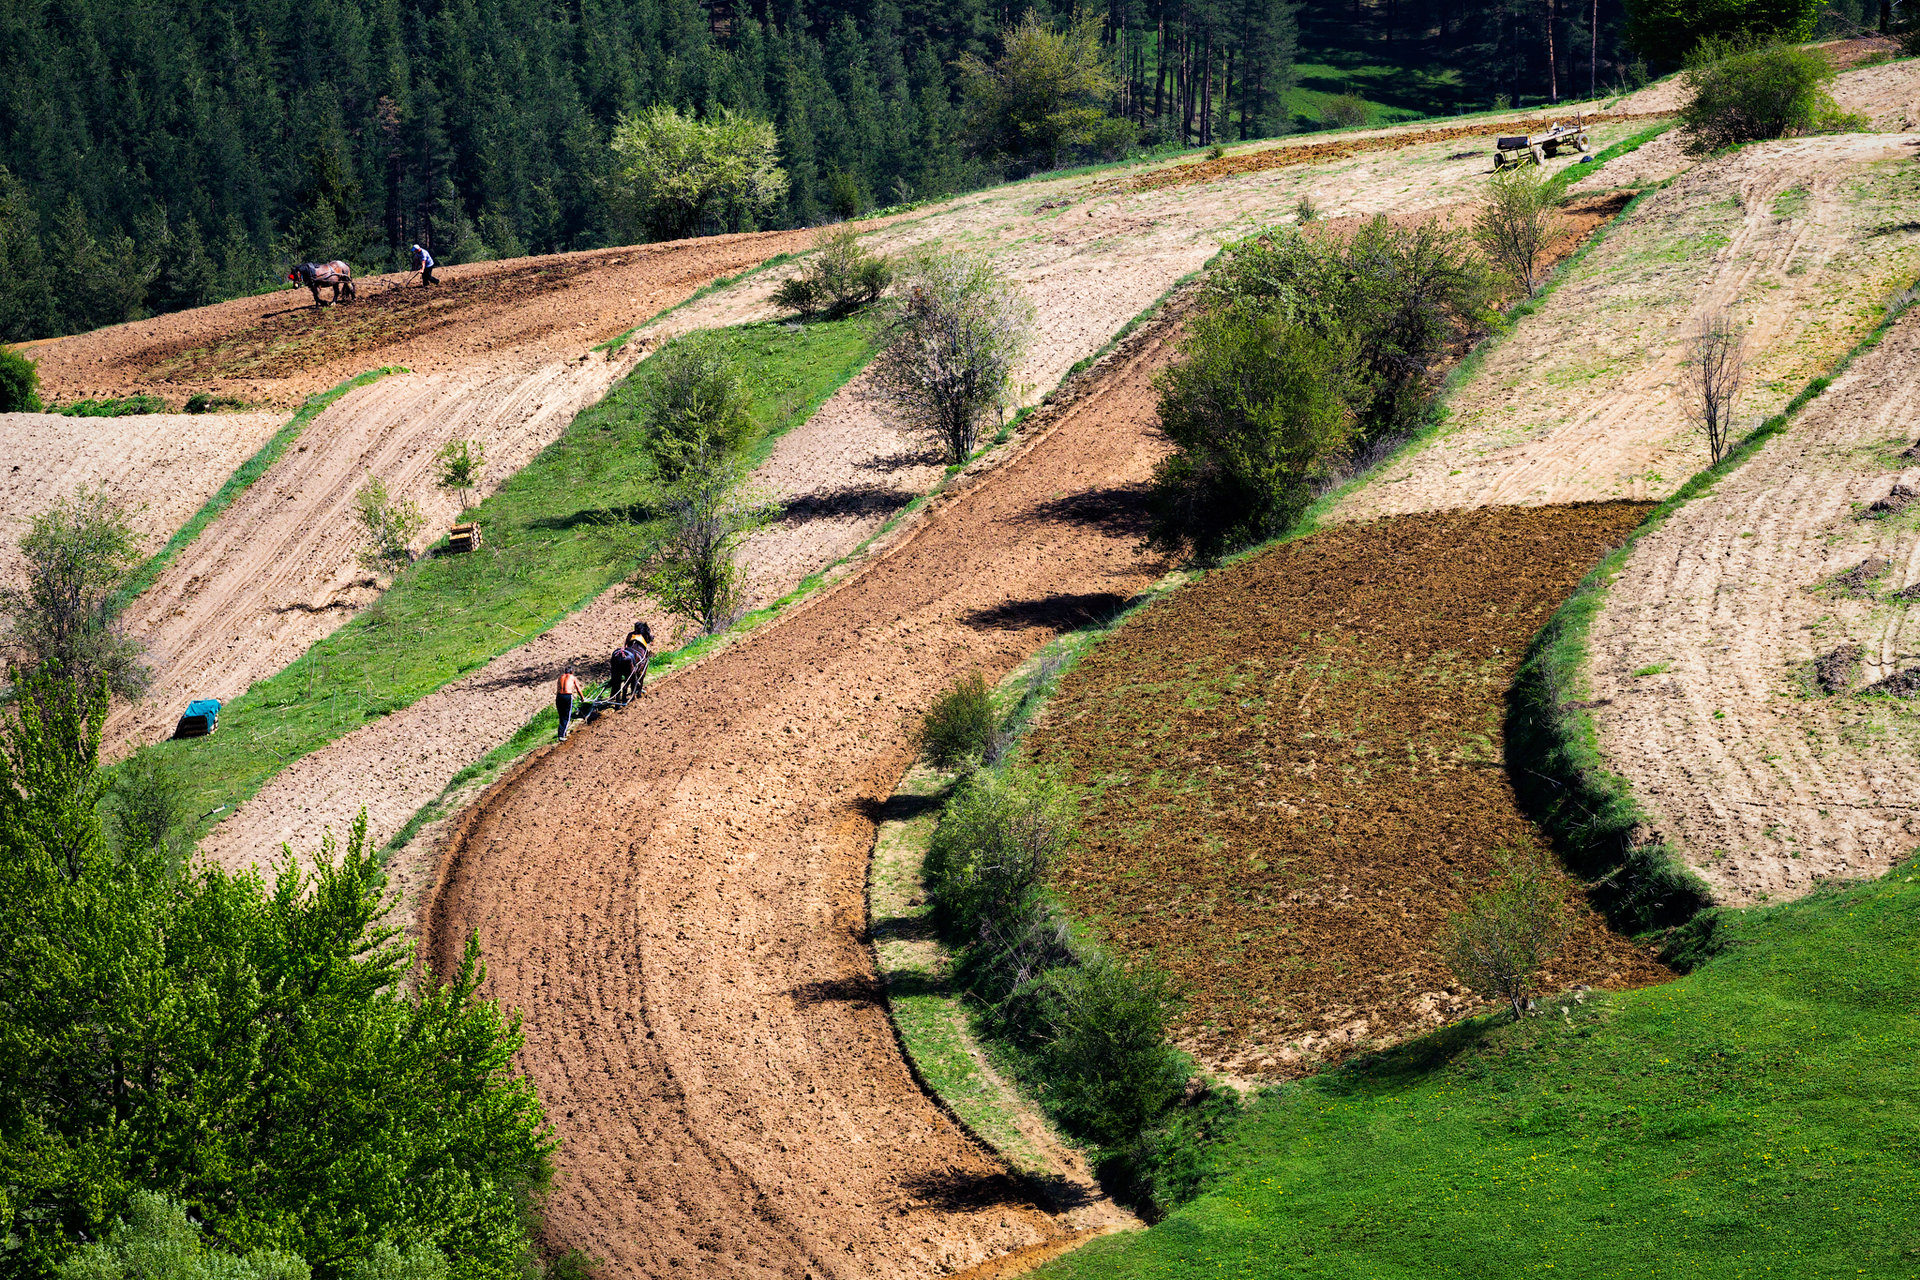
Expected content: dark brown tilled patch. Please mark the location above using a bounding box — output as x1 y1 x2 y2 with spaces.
1860 483 1917 519
1864 666 1920 697
1026 503 1670 1078
1820 557 1890 597
1813 643 1866 694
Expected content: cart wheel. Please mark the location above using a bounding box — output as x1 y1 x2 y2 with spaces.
1577 135 1592 153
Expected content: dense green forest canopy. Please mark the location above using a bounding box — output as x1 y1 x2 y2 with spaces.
0 0 1868 343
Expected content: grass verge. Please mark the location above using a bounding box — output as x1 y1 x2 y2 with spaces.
132 321 876 839
110 367 407 614
1038 858 1920 1279
1507 278 1920 937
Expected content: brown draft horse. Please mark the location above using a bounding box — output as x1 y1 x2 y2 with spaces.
288 260 356 306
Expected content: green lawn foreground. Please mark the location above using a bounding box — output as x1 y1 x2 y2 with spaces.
141 318 877 838
1040 869 1920 1279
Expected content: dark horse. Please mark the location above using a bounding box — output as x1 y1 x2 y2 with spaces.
288 260 355 306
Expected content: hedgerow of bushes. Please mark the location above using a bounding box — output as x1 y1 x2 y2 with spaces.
917 680 1235 1214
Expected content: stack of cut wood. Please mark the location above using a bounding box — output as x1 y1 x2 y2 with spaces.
448 523 483 553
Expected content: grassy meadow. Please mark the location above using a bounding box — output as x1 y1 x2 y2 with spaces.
1040 868 1920 1278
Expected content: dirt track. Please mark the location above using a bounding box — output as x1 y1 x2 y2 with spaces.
422 323 1174 1278
1586 307 1920 904
196 364 946 883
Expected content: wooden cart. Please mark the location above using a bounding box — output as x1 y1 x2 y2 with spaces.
1494 117 1592 169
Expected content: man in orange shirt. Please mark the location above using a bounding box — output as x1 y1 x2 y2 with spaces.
556 665 583 740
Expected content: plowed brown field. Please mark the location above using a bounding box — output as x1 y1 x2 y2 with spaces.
1083 112 1665 198
26 228 829 407
422 323 1176 1278
1027 504 1669 1078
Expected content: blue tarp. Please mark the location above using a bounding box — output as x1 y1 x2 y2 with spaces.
184 699 221 720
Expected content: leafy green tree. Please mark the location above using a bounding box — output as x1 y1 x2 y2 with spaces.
0 169 54 343
610 106 789 240
56 1192 313 1280
0 673 554 1280
352 478 427 573
958 10 1123 171
1147 305 1354 559
435 440 487 513
1624 0 1820 62
1474 166 1561 298
0 343 41 412
1677 37 1857 154
0 489 148 701
638 335 757 474
1206 219 1493 443
772 228 894 319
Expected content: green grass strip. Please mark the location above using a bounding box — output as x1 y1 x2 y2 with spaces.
1508 275 1920 936
129 321 877 842
111 367 407 614
1542 121 1675 202
1039 859 1920 1279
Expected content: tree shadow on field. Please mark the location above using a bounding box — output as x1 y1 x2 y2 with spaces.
853 792 944 825
789 974 886 1006
869 913 940 946
1019 482 1155 539
860 446 944 475
775 485 910 525
1321 1016 1503 1097
524 501 653 532
960 592 1129 633
897 1168 1046 1213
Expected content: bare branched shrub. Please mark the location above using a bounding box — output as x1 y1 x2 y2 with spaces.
1684 311 1745 463
634 431 775 637
1442 848 1573 1020
1473 165 1561 298
353 478 426 573
871 251 1033 464
772 228 893 318
0 487 148 700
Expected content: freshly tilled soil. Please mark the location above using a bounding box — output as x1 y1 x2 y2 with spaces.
1026 503 1669 1078
421 324 1176 1279
24 228 837 407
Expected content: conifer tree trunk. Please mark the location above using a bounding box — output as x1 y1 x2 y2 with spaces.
1546 0 1558 102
